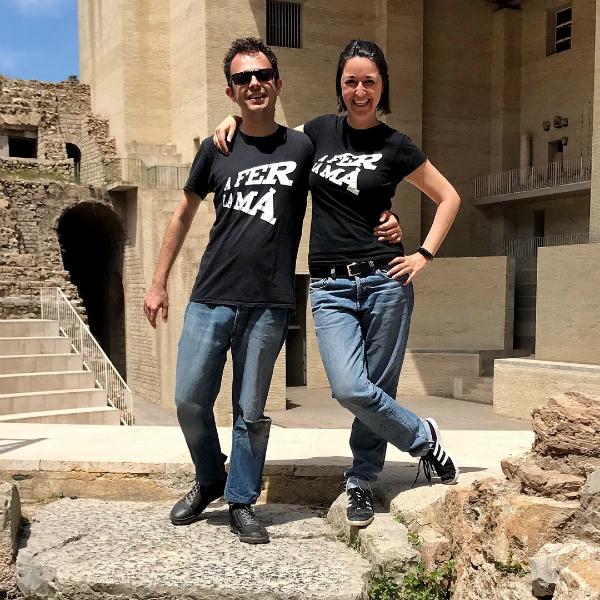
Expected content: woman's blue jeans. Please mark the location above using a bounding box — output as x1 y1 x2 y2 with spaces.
310 268 432 482
174 302 289 504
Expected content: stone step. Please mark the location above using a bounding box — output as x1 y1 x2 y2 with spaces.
0 353 81 374
0 388 107 415
0 336 71 356
0 405 120 425
17 499 370 599
0 319 58 338
0 370 95 394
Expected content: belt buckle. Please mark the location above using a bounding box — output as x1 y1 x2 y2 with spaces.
346 262 360 277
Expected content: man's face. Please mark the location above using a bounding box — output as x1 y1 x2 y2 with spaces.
226 51 282 115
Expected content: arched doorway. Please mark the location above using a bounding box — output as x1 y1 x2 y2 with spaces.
57 203 127 378
65 143 81 182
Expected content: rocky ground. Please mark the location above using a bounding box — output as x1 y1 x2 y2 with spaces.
2 391 599 599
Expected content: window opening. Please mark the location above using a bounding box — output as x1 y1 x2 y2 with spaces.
267 0 302 49
66 143 81 182
550 5 572 54
8 135 37 158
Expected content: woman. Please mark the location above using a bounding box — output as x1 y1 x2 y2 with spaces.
215 39 461 527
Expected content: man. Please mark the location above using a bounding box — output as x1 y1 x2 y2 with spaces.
143 37 400 544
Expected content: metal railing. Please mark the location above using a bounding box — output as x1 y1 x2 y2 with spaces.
504 232 589 257
475 156 592 199
40 287 134 425
146 164 190 190
76 158 190 190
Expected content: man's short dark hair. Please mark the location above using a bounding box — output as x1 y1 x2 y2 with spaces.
223 37 280 85
335 39 391 115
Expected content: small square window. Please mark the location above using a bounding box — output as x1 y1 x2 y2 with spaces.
266 1 302 49
8 135 37 158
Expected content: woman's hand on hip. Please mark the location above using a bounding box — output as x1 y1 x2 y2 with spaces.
387 253 429 285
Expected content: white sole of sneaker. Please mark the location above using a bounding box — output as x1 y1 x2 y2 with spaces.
346 515 374 527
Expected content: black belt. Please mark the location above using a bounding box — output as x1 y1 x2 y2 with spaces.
309 259 390 278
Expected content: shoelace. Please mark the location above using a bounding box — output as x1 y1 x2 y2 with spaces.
347 486 372 509
184 481 202 505
235 505 257 525
411 455 433 488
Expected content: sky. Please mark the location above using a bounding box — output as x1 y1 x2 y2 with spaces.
0 0 78 82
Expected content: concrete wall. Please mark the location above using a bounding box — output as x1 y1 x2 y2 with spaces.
535 243 600 364
409 256 514 351
494 358 600 419
520 0 595 167
422 0 494 258
79 0 172 156
502 194 590 240
591 0 600 244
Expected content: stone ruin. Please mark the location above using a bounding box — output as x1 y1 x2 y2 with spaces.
424 391 600 599
0 76 120 319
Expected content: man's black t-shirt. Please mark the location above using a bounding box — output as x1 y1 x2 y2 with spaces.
303 114 427 266
184 126 313 308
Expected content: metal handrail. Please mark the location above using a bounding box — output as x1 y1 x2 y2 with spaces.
40 287 134 425
503 232 589 257
475 156 592 199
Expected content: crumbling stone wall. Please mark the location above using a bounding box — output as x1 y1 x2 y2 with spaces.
0 177 120 318
0 157 73 180
0 76 117 171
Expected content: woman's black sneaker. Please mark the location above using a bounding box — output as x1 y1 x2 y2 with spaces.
346 484 374 527
229 504 270 544
413 418 459 486
170 476 227 525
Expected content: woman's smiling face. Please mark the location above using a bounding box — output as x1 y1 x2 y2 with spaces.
340 56 382 128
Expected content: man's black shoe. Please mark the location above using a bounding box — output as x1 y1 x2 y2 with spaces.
346 483 374 527
229 503 270 544
170 476 227 525
413 418 459 487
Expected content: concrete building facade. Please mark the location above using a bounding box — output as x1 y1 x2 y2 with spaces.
75 0 600 422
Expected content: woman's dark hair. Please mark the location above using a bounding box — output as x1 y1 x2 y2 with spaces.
223 37 279 85
335 39 391 115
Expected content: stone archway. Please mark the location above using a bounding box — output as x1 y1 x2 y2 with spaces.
57 202 127 378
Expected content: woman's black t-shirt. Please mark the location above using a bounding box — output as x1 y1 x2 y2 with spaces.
303 114 427 266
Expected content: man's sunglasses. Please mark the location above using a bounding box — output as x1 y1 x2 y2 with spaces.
230 68 275 86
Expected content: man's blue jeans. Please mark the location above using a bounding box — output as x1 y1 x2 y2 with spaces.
310 269 432 482
175 302 289 504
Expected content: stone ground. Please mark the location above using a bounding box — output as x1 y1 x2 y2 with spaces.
18 499 370 600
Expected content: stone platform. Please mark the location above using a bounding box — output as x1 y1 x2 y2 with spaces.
18 499 370 600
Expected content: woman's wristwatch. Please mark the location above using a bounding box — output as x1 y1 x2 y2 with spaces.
417 246 434 261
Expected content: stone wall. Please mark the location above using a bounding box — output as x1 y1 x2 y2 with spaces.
0 177 116 318
0 76 117 169
0 157 73 181
536 243 600 365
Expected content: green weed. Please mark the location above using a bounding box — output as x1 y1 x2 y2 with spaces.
407 531 422 550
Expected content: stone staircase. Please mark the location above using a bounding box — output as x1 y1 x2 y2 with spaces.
0 319 120 424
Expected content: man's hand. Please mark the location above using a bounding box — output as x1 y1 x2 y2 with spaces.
374 210 402 243
144 283 169 329
387 252 429 285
